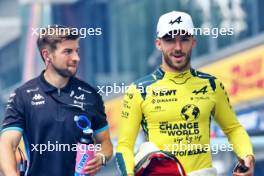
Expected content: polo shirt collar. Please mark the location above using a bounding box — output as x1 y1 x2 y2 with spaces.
38 71 73 93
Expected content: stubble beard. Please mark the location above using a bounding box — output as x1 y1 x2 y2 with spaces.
52 64 77 78
163 50 192 72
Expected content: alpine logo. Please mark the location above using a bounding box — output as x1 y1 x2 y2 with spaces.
169 16 182 25
74 94 85 101
192 86 208 95
31 94 45 106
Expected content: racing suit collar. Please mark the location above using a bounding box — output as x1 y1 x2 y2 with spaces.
158 66 193 80
38 70 73 93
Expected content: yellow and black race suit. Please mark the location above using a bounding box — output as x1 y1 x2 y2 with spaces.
116 67 253 175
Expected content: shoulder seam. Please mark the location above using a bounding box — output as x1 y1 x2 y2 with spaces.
192 69 217 91
133 74 157 100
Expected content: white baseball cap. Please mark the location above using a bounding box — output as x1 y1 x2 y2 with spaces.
157 11 194 38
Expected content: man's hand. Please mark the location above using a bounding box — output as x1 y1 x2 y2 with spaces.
0 130 21 176
84 153 104 176
84 128 113 175
233 155 255 176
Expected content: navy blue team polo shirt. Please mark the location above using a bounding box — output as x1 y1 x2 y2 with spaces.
1 71 109 176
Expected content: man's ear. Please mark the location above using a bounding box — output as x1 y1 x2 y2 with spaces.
155 38 162 51
41 49 50 62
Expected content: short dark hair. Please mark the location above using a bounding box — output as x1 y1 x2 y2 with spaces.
37 24 79 62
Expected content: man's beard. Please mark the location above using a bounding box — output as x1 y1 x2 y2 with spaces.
163 50 192 72
52 64 77 78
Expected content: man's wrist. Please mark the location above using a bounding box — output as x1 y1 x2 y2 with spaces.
245 154 255 165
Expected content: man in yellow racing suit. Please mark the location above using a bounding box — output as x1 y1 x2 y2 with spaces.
116 11 254 176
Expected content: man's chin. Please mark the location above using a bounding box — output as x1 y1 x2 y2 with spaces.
59 70 76 78
68 68 77 76
68 71 77 77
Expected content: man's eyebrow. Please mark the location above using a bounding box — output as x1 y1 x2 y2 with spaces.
61 48 74 53
62 47 80 52
63 48 73 51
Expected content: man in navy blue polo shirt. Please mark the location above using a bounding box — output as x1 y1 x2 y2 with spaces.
0 25 113 176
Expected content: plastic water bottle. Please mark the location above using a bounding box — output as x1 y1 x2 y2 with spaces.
74 115 95 176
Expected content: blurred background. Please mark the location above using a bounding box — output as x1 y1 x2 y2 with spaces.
0 0 264 175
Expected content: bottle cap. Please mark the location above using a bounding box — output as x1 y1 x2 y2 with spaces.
74 115 91 131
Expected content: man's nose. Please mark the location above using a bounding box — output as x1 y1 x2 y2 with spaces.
72 52 80 62
174 40 182 50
